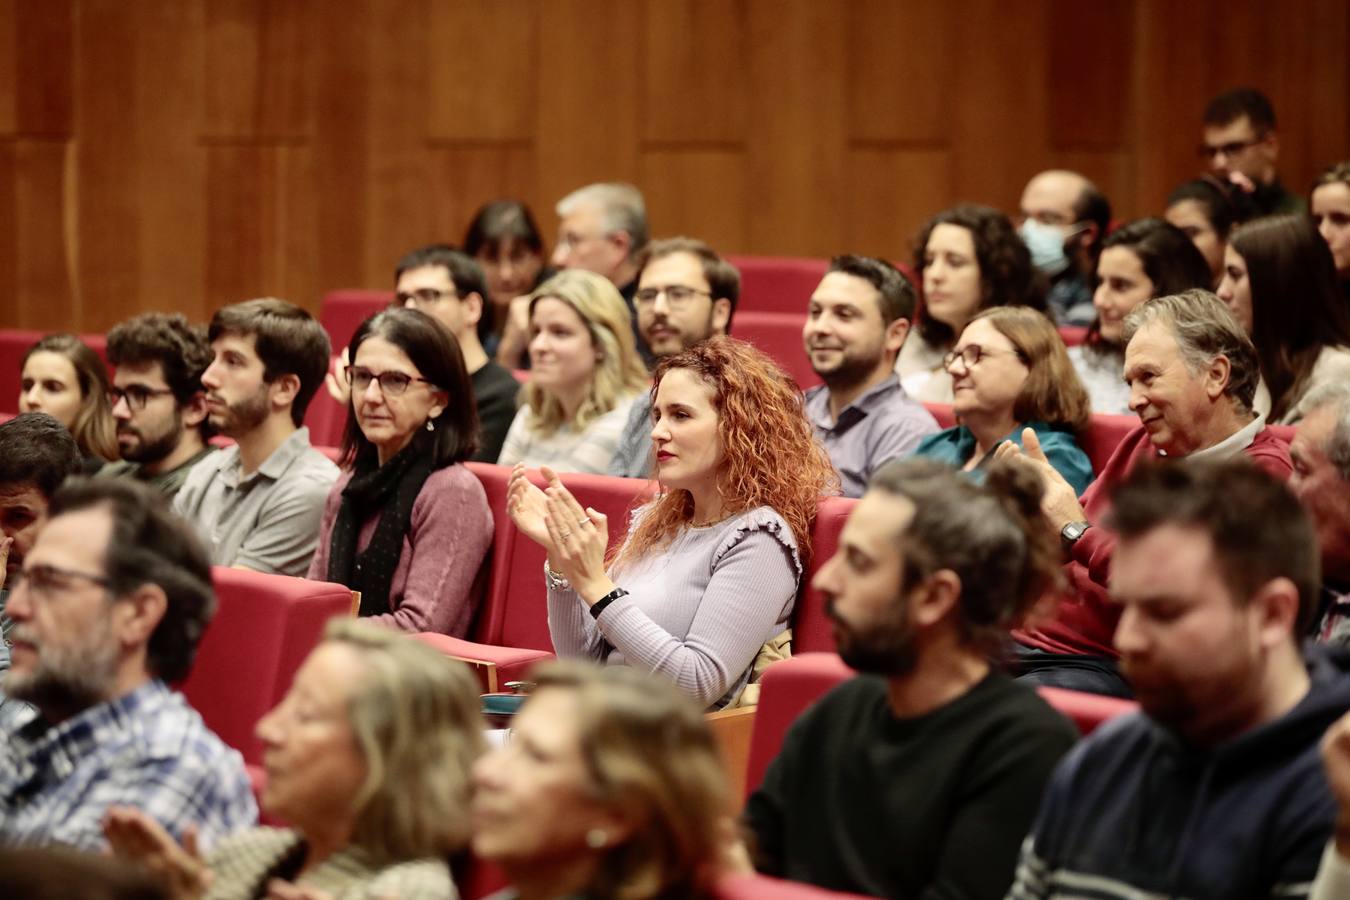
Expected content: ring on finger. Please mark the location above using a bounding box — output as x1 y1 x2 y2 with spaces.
559 530 572 540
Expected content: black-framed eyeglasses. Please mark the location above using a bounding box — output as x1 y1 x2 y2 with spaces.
10 563 113 601
395 287 458 307
634 285 713 309
108 385 176 411
1197 138 1263 160
942 344 1026 371
345 366 435 396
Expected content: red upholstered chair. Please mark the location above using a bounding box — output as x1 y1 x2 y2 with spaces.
922 402 957 429
179 566 355 765
726 255 829 315
318 288 391 350
733 311 817 389
1057 325 1088 347
792 496 856 654
302 355 349 448
0 329 109 416
715 874 876 899
1082 414 1137 476
1036 686 1138 736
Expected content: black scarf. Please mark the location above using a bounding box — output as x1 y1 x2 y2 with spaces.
327 433 436 617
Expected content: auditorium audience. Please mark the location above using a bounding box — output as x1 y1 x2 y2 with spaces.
462 199 550 357
1200 86 1302 216
1289 383 1350 647
1311 161 1350 302
1068 218 1212 414
743 458 1077 898
1164 176 1254 288
0 478 255 850
19 333 118 470
307 308 493 636
175 299 338 577
1018 170 1112 326
1314 710 1350 900
510 338 835 708
1220 214 1350 424
99 313 216 498
915 306 1093 495
497 270 648 475
803 255 938 498
897 204 1046 404
1007 460 1350 898
106 618 482 899
609 237 737 478
472 661 729 900
0 414 82 731
1007 290 1292 696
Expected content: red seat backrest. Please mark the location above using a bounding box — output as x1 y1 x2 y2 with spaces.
792 496 856 654
733 311 816 389
726 255 829 315
0 330 109 416
923 402 957 429
714 873 875 899
1082 414 1137 476
1057 325 1088 347
1036 686 1138 736
318 289 392 350
302 354 349 448
180 567 353 764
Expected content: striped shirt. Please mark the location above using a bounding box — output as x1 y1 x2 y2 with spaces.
497 394 639 475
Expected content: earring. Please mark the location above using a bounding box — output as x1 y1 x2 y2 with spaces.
585 828 608 849
426 419 435 432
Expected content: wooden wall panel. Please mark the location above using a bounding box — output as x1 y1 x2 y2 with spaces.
1047 0 1132 150
9 0 73 137
6 141 74 331
639 149 748 251
844 148 951 262
642 0 748 144
847 0 954 144
429 0 538 141
429 145 538 250
204 0 315 140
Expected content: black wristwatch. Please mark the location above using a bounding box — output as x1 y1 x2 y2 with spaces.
1060 520 1092 550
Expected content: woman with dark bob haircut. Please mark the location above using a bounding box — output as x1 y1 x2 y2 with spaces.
897 204 1047 404
1164 176 1255 288
1219 214 1350 424
1069 218 1211 413
462 199 551 359
306 307 493 635
19 332 118 469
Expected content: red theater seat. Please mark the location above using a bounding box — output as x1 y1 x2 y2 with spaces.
303 356 349 448
1057 325 1088 347
715 874 876 899
734 311 816 389
180 567 354 765
792 496 855 654
727 255 828 315
0 330 109 416
318 288 391 350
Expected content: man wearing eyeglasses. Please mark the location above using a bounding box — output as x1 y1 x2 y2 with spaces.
97 313 217 499
0 477 255 850
1201 87 1303 217
608 237 737 477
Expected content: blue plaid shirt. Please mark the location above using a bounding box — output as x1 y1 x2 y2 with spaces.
0 679 257 851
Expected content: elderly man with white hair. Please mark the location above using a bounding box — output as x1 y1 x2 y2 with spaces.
1289 382 1350 646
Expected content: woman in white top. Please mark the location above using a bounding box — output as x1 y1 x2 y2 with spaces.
1219 214 1350 425
497 269 648 474
897 204 1047 404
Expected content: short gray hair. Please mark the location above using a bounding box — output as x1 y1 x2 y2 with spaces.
1121 289 1260 413
1300 382 1350 479
556 182 649 259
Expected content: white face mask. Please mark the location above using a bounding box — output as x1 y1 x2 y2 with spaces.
1020 218 1078 276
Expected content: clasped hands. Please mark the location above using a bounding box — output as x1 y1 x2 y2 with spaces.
507 464 616 604
991 428 1087 533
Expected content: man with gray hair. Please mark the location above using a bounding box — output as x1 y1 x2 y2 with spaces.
1290 383 1350 646
1003 289 1292 696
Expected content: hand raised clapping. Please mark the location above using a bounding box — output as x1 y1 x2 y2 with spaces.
507 464 615 603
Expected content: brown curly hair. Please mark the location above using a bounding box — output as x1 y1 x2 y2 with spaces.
611 337 837 570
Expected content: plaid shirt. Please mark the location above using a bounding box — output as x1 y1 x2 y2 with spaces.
0 679 257 851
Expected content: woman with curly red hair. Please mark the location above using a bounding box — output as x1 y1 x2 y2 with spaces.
508 337 837 708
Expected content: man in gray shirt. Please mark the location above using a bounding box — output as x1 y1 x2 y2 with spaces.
175 299 338 577
608 237 737 478
803 256 938 498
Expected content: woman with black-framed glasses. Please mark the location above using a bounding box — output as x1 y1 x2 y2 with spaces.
305 307 493 637
912 306 1095 495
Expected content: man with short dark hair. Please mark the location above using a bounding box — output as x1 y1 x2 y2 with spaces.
1008 460 1350 899
1289 383 1350 646
1019 170 1111 325
1201 87 1301 216
802 255 937 497
100 313 216 497
0 477 255 850
609 237 737 477
175 298 338 576
744 459 1077 897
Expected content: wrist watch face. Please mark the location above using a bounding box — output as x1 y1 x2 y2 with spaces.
1061 521 1090 543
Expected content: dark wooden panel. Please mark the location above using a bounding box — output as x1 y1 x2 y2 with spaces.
642 0 747 144
430 144 539 255
847 0 954 144
429 0 537 141
204 0 316 139
0 1 14 134
5 141 75 330
10 0 74 137
1047 0 1132 150
639 149 748 252
845 148 951 262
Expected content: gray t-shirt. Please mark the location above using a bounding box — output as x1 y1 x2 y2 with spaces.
608 393 655 479
805 375 939 498
1068 344 1130 415
174 427 338 577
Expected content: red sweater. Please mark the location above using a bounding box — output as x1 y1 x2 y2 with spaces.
1015 423 1292 658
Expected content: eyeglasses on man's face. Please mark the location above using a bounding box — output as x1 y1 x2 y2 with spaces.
397 287 458 307
634 285 712 309
108 385 176 411
345 366 434 397
9 563 113 603
1197 137 1264 160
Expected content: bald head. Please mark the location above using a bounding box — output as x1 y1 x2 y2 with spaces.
1020 170 1091 226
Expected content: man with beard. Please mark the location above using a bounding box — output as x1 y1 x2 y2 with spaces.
1008 460 1350 899
802 256 938 498
99 313 216 498
174 299 337 576
0 478 255 849
608 237 737 477
742 459 1077 898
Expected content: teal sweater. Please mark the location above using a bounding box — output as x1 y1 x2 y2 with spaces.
911 420 1094 496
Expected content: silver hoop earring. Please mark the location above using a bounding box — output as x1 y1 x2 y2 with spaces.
426 419 435 432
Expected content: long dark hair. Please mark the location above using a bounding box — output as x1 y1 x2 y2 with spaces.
1087 218 1211 350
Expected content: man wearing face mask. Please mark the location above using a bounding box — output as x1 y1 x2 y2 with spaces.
1018 170 1112 327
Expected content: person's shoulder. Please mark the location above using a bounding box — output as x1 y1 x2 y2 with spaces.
421 463 489 503
1248 426 1294 475
711 506 802 571
785 674 888 737
129 688 244 765
475 361 521 393
368 856 456 899
969 673 1081 741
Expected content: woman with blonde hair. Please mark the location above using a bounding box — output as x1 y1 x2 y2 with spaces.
914 306 1094 495
509 338 837 708
105 618 485 899
19 333 118 469
472 661 731 900
497 269 648 474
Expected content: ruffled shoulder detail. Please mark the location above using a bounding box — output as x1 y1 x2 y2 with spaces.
712 506 803 580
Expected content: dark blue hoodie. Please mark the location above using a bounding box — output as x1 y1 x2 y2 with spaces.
1007 646 1350 899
